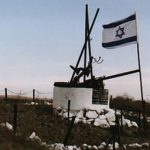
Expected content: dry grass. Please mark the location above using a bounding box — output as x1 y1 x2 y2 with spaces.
0 97 150 149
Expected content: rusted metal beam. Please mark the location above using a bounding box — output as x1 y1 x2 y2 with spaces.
102 69 140 80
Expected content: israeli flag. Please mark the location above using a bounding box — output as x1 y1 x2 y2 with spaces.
102 14 137 48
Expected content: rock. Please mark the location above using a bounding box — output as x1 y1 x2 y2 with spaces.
98 142 106 149
92 145 98 150
63 112 74 118
123 119 132 127
31 102 35 105
82 118 87 124
57 107 63 112
82 144 88 150
87 145 92 149
94 118 109 128
128 143 142 148
107 144 113 150
105 109 115 122
86 110 98 119
131 121 138 128
1 122 13 130
114 142 119 149
96 108 105 115
29 132 41 142
99 115 106 120
54 143 65 150
74 117 81 124
76 110 84 119
29 132 36 139
142 142 149 148
87 119 94 124
67 145 78 150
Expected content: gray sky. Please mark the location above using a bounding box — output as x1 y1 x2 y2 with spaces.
0 0 150 100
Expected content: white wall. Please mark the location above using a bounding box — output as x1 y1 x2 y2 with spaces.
53 86 109 110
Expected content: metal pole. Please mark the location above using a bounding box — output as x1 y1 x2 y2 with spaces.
33 89 35 102
86 5 93 79
136 42 145 128
5 88 7 102
120 109 123 135
84 5 88 82
63 116 76 146
70 7 99 82
68 100 71 120
13 103 18 133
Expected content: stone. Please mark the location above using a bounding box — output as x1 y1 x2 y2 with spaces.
86 111 98 119
94 118 109 128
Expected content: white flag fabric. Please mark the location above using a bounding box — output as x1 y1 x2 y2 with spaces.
102 14 137 48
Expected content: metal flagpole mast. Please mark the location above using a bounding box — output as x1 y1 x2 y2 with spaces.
137 40 146 129
135 12 145 128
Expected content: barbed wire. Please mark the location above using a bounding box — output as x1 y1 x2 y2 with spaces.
35 90 53 95
0 88 53 98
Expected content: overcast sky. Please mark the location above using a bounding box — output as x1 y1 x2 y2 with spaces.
0 0 150 100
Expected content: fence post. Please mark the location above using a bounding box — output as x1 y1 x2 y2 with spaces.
63 116 76 146
120 109 123 135
13 103 18 134
33 89 35 102
138 111 141 129
5 88 7 102
68 100 71 120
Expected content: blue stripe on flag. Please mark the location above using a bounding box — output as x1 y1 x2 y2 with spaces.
103 14 136 29
102 36 137 48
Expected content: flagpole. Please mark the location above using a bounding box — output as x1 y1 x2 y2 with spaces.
135 12 146 128
136 42 146 128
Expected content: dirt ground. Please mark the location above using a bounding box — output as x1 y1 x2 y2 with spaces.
0 99 150 150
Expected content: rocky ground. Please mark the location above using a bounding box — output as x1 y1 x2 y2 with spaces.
0 99 150 150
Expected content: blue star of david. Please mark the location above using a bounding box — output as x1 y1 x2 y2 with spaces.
116 26 125 39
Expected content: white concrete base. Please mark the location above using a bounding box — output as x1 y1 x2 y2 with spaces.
53 86 109 110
